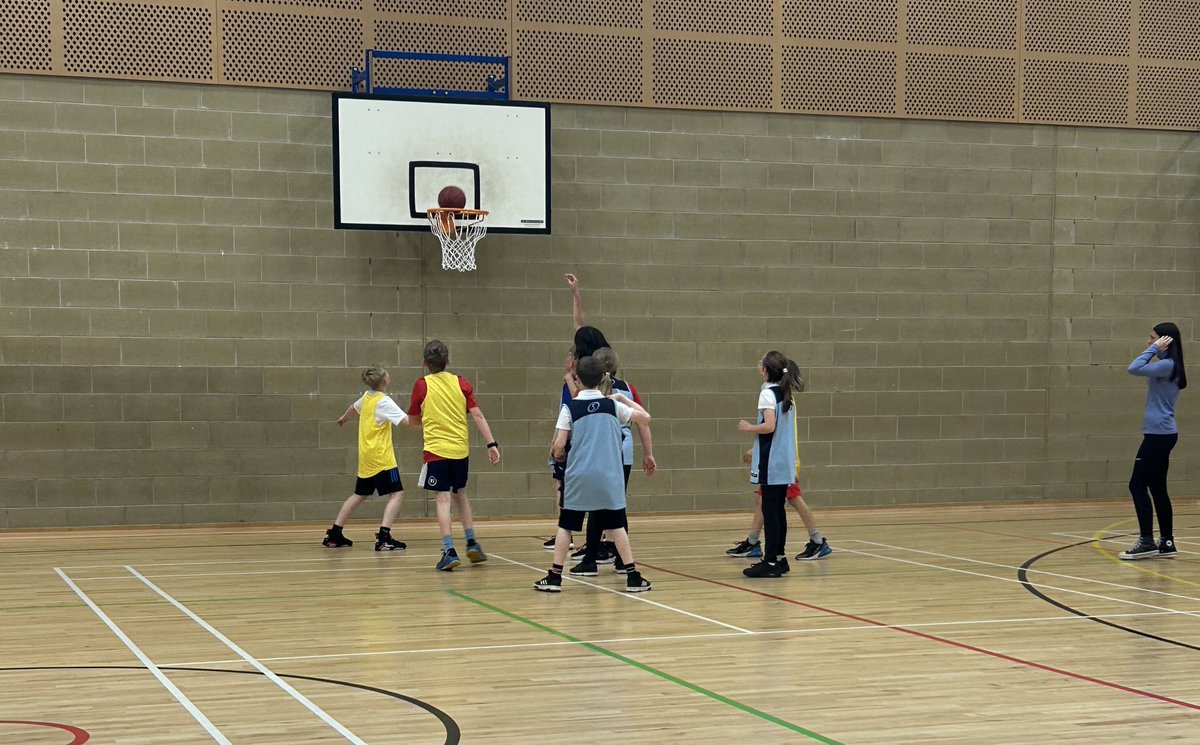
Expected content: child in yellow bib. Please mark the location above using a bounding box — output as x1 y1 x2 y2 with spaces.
322 366 413 551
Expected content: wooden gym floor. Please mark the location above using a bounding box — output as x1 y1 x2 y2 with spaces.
1 501 1196 744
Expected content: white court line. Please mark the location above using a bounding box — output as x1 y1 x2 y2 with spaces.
844 538 1200 602
125 566 368 745
839 543 1200 616
488 553 754 634
53 567 233 745
844 537 1200 602
166 607 1182 668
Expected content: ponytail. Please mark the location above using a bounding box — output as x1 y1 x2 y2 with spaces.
761 351 804 412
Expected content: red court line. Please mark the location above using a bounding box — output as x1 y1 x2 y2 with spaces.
641 564 1200 712
0 721 89 744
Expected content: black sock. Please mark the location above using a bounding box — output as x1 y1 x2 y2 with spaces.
551 563 563 574
329 524 342 533
377 526 391 536
624 562 636 571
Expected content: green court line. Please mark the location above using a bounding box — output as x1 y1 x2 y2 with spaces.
448 589 843 744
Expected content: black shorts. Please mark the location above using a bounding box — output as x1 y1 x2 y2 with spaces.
354 468 403 497
419 457 469 493
559 508 626 533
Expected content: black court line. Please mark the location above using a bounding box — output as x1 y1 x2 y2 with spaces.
1017 539 1200 653
0 666 461 745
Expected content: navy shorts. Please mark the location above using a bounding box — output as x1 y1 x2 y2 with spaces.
419 457 469 493
558 508 626 533
354 468 403 497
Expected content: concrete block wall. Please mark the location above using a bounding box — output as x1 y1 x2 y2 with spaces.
0 74 1196 528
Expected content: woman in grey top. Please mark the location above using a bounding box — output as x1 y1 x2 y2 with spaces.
1119 322 1187 560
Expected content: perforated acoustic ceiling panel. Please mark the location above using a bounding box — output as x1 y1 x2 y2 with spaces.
514 29 642 104
907 0 1017 49
782 46 897 115
1025 0 1131 56
653 39 772 108
64 0 212 80
4 0 1200 129
782 0 897 43
1137 65 1200 127
375 0 506 19
906 53 1016 119
516 0 640 27
1138 0 1200 60
1 0 52 71
1023 59 1129 123
653 0 773 36
222 10 362 88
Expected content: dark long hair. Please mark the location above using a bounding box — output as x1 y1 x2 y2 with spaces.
762 351 804 412
1153 322 1187 390
573 325 610 359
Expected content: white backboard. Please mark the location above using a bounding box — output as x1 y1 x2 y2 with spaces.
332 93 550 233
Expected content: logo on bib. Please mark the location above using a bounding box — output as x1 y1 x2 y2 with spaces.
587 401 601 412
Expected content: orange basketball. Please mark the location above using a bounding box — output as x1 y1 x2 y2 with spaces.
437 185 467 209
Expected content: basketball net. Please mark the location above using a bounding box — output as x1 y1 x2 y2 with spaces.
427 208 489 271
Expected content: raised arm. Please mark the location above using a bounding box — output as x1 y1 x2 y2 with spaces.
565 273 586 331
1129 335 1175 377
336 403 358 426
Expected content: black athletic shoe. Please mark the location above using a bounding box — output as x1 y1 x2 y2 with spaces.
534 572 563 592
597 541 617 564
625 571 652 592
726 539 763 558
570 545 589 560
569 561 598 576
436 548 461 571
1118 537 1159 560
543 537 574 551
323 532 352 548
795 538 832 561
613 557 633 575
776 557 791 575
1158 537 1178 558
374 533 406 552
743 560 783 578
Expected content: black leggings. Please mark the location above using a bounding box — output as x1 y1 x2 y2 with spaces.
761 484 789 561
1128 433 1177 539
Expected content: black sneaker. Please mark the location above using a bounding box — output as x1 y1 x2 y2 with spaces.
625 571 652 592
570 545 589 560
569 561 598 576
1158 537 1178 558
613 557 633 575
776 557 791 575
743 560 783 578
597 541 617 564
543 537 574 551
436 548 461 571
725 539 763 558
322 532 352 548
374 532 406 552
795 538 832 561
1118 537 1159 560
534 572 563 592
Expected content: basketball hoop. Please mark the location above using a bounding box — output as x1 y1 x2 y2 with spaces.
427 208 489 271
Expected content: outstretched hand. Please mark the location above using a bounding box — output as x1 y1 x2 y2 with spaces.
564 273 579 291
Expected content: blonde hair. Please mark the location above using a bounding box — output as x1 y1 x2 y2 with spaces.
593 347 618 396
362 365 388 390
